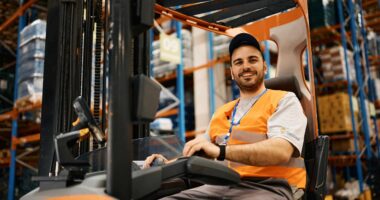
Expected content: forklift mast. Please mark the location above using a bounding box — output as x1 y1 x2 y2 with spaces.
39 0 154 198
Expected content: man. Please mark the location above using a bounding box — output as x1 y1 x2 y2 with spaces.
145 33 307 200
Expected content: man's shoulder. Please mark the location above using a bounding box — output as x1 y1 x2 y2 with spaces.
267 89 288 95
267 89 298 97
266 89 290 100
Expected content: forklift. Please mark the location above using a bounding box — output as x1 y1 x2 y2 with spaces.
21 0 329 199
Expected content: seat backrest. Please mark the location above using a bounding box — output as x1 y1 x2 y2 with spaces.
264 76 302 100
265 76 329 200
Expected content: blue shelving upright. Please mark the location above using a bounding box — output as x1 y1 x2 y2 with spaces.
336 0 365 192
208 32 216 117
264 41 270 79
357 0 380 158
175 21 186 143
7 0 26 199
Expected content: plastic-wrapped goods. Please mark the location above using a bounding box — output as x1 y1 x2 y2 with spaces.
19 38 45 62
151 29 193 77
16 19 46 101
150 118 173 132
19 19 46 46
213 34 231 56
17 76 43 99
153 63 177 77
319 46 356 82
367 31 378 56
374 78 380 101
17 58 44 83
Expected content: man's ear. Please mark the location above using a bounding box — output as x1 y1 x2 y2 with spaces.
230 67 234 80
263 61 268 74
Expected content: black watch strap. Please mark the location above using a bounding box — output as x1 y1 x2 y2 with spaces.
217 144 226 161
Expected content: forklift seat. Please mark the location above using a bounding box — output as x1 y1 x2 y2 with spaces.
265 76 329 200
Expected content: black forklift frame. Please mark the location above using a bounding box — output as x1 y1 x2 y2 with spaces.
39 0 144 198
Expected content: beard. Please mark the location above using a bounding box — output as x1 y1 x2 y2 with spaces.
234 69 265 93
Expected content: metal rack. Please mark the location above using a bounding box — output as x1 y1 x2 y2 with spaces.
151 21 232 139
0 0 43 199
311 0 380 195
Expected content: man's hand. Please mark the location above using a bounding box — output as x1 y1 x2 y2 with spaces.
183 136 220 158
143 154 169 169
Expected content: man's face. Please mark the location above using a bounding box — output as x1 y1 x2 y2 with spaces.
230 45 267 93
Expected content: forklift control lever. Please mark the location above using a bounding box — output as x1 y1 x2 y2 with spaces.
72 96 105 144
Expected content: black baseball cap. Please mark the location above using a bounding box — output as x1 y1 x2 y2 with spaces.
229 33 263 57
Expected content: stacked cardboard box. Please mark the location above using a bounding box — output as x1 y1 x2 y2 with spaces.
320 46 356 82
318 92 359 134
331 136 363 152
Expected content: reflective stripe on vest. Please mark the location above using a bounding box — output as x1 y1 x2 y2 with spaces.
228 157 305 168
209 89 307 189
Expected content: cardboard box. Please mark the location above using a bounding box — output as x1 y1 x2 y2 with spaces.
318 93 359 134
331 137 363 152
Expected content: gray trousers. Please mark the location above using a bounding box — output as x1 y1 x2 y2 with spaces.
160 178 294 200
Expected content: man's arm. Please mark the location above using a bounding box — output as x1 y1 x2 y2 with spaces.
182 136 294 166
225 137 294 166
184 92 306 167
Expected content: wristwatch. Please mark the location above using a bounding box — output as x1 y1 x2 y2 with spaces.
217 144 226 161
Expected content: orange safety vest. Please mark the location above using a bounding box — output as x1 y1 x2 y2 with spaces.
208 89 306 188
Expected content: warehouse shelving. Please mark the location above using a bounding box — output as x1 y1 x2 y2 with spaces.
0 0 37 33
316 81 358 95
2 0 380 199
310 0 380 196
151 17 234 141
0 0 46 199
156 55 229 83
362 0 378 8
7 2 27 197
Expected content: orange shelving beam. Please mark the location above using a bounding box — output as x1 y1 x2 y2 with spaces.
155 108 178 118
365 11 380 20
363 0 378 8
156 55 230 82
11 133 40 150
0 0 38 32
0 98 42 123
0 110 17 122
310 24 341 36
